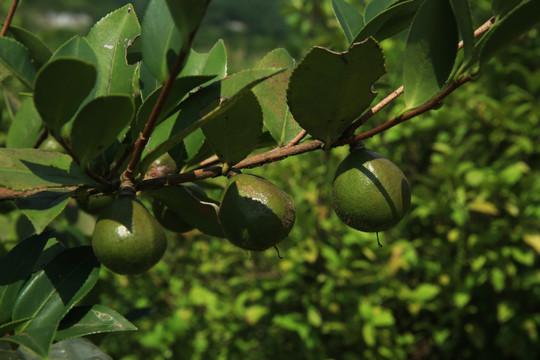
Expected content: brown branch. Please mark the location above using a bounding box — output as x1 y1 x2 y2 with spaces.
0 186 78 202
285 130 307 147
1 0 19 36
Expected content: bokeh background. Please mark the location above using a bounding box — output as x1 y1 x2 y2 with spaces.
1 0 539 359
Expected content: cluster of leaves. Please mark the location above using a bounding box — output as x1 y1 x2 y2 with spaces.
0 0 539 358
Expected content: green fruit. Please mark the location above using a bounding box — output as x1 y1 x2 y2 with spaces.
219 174 295 251
91 196 167 275
152 200 193 233
332 148 411 232
77 194 114 215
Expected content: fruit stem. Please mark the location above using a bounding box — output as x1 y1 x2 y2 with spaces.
119 179 136 198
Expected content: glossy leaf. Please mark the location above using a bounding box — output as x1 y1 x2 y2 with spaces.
138 68 284 173
287 39 386 145
0 318 32 337
0 232 53 323
0 148 96 190
403 0 458 109
0 323 58 358
33 58 97 137
86 4 141 96
450 0 474 62
15 190 73 234
7 25 52 69
202 91 263 165
353 0 421 43
6 98 44 148
165 0 210 48
55 305 137 342
142 0 183 82
332 0 364 44
71 95 135 169
364 0 395 23
145 186 223 237
0 37 36 89
139 61 161 99
178 39 228 79
52 36 99 71
252 48 302 146
135 75 214 134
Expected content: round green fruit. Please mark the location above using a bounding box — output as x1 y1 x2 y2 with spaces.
332 148 411 232
77 194 114 215
219 174 295 251
91 196 167 275
152 200 193 233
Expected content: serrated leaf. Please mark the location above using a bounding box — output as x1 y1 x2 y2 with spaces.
364 0 396 23
145 186 223 237
354 0 421 43
165 0 210 48
138 68 284 174
6 98 44 148
15 190 73 234
7 247 99 357
0 232 53 323
55 304 137 342
33 58 97 137
142 0 183 82
202 91 263 165
450 0 474 62
252 48 302 146
7 25 52 69
179 39 228 79
287 39 386 145
135 75 215 134
403 0 458 109
71 95 135 169
332 0 364 44
0 148 96 191
0 37 36 89
86 4 141 96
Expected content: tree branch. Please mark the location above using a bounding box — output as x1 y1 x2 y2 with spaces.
1 0 19 36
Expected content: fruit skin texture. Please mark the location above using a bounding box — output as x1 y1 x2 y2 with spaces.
152 200 193 233
332 148 411 232
219 174 295 251
77 195 114 215
92 196 167 275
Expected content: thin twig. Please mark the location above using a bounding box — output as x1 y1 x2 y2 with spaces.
1 0 19 36
32 129 49 149
285 129 307 147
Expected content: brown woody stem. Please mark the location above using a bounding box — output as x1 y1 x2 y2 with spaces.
1 0 19 36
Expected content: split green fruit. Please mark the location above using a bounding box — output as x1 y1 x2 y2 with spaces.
332 148 411 232
91 196 167 275
219 174 295 251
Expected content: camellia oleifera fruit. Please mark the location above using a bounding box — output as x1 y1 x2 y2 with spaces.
219 174 295 251
91 196 167 275
332 148 411 232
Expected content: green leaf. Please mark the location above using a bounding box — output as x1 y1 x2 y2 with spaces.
202 91 263 165
7 25 52 69
492 0 525 17
33 58 97 137
86 4 141 96
0 232 53 323
55 304 137 342
178 39 228 79
252 48 302 146
478 0 540 67
354 0 422 43
138 68 284 174
135 75 215 134
141 0 183 82
450 0 474 62
287 39 386 145
364 0 395 23
332 0 364 44
0 37 36 89
51 36 99 73
145 185 223 237
0 318 32 337
409 283 440 302
165 0 210 49
0 148 96 191
139 61 161 100
15 190 73 234
6 98 44 148
71 95 135 169
403 0 459 109
8 247 99 357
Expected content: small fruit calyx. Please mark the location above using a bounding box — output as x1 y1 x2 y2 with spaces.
91 182 167 275
332 144 411 232
218 173 295 251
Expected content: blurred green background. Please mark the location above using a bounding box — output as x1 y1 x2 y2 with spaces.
1 0 540 359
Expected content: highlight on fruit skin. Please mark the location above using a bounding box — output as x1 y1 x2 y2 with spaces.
332 147 411 232
218 173 295 251
91 196 167 275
